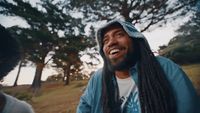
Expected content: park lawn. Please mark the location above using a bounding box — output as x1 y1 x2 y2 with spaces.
31 80 88 113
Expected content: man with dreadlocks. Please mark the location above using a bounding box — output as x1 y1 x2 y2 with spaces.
76 20 200 113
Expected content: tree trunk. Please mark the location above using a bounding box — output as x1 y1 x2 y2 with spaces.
31 63 44 90
13 60 23 87
64 64 71 85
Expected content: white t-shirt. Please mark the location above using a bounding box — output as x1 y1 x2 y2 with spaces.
116 76 135 97
116 76 140 113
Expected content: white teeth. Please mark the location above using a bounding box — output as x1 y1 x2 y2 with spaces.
110 49 120 54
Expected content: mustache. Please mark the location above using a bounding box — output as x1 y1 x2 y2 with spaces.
109 45 125 50
104 49 138 71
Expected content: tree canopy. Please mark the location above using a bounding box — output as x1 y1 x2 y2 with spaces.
0 0 199 89
0 0 95 89
69 0 198 32
159 7 200 64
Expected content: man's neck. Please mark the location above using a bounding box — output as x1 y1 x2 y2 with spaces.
115 70 130 79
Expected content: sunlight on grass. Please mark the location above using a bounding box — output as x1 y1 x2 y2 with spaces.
182 64 200 95
31 80 88 113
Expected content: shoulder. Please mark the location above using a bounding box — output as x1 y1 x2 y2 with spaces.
78 68 103 106
93 68 103 76
156 56 178 66
155 57 200 113
3 93 34 113
87 68 103 87
156 56 180 72
155 56 182 81
90 68 103 81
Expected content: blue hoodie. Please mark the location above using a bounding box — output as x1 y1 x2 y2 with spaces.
76 20 200 113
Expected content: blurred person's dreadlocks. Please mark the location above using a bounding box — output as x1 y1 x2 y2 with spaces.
0 24 21 80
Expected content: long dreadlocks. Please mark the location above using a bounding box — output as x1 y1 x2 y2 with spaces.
101 38 176 113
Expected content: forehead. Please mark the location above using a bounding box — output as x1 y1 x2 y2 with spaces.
101 23 124 37
104 27 125 38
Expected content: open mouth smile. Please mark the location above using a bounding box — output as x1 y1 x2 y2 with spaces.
108 47 125 59
109 49 120 55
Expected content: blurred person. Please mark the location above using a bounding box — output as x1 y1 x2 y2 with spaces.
0 24 35 113
76 20 200 113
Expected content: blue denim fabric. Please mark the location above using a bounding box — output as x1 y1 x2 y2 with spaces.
76 56 200 113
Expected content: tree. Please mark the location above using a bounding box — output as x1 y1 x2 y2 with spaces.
0 0 96 89
69 0 198 32
13 60 22 86
53 37 83 85
1 0 58 90
7 26 55 89
41 0 96 85
159 4 200 64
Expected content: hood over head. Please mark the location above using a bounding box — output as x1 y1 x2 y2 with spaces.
96 20 147 56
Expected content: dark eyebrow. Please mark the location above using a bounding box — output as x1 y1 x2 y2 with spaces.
103 28 124 38
114 29 125 34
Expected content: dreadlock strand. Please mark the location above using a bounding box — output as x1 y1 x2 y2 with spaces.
137 39 176 113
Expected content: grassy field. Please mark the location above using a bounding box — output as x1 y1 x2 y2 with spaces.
31 81 88 113
2 80 88 113
2 64 200 113
182 63 200 95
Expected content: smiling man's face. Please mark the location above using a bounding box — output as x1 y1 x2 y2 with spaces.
102 25 134 70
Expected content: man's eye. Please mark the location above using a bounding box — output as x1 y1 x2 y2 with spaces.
103 39 108 44
116 32 125 37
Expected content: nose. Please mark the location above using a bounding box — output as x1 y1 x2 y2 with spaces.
107 37 118 47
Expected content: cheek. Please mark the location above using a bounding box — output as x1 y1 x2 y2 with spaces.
128 40 134 52
102 46 108 56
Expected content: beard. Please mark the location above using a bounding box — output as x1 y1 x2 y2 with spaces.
105 47 138 71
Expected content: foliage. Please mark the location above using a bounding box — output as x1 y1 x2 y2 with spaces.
159 8 200 64
46 74 63 82
0 0 96 88
1 0 198 88
69 0 198 32
52 33 94 85
162 43 200 64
